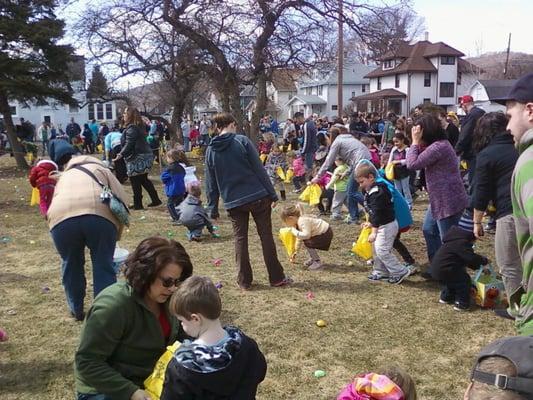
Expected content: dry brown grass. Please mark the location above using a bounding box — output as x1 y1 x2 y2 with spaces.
0 153 514 400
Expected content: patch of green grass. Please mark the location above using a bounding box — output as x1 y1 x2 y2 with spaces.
0 154 514 400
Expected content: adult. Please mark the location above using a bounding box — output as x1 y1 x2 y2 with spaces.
66 117 82 143
104 128 127 183
293 111 318 176
471 112 520 319
493 72 533 335
406 113 468 261
455 95 485 186
282 118 296 148
205 112 292 290
115 107 162 210
312 125 371 223
438 109 460 148
89 119 99 144
75 237 193 400
37 122 50 156
181 119 191 152
199 115 210 147
47 154 127 321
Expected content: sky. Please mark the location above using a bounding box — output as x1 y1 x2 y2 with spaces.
411 0 533 56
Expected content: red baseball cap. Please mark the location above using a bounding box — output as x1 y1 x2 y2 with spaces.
459 95 474 105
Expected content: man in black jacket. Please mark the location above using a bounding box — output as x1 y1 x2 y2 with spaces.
456 95 485 186
438 110 460 147
294 111 317 177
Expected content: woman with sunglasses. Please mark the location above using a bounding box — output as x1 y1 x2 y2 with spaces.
75 236 193 400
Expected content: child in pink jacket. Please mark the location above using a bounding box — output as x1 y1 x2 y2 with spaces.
287 151 306 193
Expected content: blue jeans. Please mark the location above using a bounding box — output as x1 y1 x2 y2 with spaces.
422 206 462 261
183 137 190 152
51 215 117 316
303 152 314 171
167 195 185 221
346 173 364 221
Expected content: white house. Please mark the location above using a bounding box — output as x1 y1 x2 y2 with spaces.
354 40 481 115
8 56 119 130
466 79 516 113
287 62 374 118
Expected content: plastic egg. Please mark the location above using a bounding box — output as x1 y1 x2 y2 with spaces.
316 320 327 327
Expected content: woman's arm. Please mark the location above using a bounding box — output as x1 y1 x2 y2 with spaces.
119 126 137 159
406 143 442 170
315 140 338 179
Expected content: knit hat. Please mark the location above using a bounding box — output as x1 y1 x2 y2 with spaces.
337 373 404 400
458 209 475 233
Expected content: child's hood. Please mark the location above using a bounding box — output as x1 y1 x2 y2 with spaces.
172 326 261 394
36 159 58 171
184 195 202 206
442 225 475 244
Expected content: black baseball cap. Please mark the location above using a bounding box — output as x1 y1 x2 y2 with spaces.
470 336 533 398
492 73 533 105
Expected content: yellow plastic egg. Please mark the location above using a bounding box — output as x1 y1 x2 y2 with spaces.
316 320 327 327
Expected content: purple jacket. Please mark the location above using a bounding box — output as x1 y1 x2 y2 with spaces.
406 140 467 220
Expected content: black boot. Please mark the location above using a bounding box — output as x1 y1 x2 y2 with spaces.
132 194 144 210
280 190 286 201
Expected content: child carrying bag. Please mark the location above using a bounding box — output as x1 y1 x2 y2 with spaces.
384 163 395 181
299 183 322 206
73 165 130 227
352 226 373 261
284 168 294 184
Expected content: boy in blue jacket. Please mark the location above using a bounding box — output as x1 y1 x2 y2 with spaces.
161 149 186 222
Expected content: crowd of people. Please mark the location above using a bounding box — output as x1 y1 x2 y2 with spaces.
6 72 533 399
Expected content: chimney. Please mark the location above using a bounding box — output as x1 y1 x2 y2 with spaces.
424 31 429 41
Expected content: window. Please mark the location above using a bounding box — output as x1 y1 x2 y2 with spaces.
395 74 400 88
9 106 16 115
96 103 104 120
383 60 394 69
424 72 431 87
441 56 455 65
69 104 79 113
440 82 455 98
306 87 311 95
377 77 382 91
423 98 431 104
331 105 338 111
457 72 462 85
105 103 113 120
88 104 95 120
318 85 323 96
362 84 367 93
351 91 356 98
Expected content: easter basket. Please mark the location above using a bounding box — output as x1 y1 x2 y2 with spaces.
471 265 506 309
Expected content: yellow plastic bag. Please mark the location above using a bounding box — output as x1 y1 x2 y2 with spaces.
276 166 286 181
287 144 292 151
385 163 395 181
144 341 180 400
30 187 40 206
299 183 322 206
284 168 294 184
460 160 468 171
279 228 297 258
260 154 268 164
96 144 103 153
351 227 373 260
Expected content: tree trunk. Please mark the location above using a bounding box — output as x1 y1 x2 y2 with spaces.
0 92 28 169
169 104 184 147
250 70 268 141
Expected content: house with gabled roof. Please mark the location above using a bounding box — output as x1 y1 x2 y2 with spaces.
466 79 517 112
352 40 481 115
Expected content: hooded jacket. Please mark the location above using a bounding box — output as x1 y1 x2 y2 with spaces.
177 195 212 229
430 226 488 281
512 128 533 335
205 133 277 216
48 139 76 167
455 106 485 161
160 326 267 400
161 162 186 197
472 132 518 219
29 160 58 188
301 119 318 154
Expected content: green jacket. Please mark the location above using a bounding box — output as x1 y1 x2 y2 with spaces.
512 128 533 335
326 164 349 192
75 281 184 400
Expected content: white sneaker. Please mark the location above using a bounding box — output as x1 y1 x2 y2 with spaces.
405 264 418 275
308 261 323 271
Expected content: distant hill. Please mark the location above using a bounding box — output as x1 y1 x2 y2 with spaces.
468 51 533 79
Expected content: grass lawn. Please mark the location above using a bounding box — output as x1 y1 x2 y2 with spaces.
0 153 515 400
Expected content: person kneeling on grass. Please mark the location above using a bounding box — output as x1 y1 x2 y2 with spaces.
280 204 333 271
431 209 489 312
356 163 411 284
177 182 219 242
161 276 267 400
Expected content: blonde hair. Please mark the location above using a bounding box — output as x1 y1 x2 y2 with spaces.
123 107 144 127
280 204 303 221
377 366 417 400
262 132 275 144
468 357 525 400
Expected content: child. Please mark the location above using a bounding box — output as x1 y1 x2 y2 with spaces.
431 209 489 311
356 163 410 284
161 149 186 222
29 159 58 216
315 168 334 216
325 156 349 221
161 276 267 400
361 136 381 169
258 132 275 161
286 151 306 193
281 204 333 270
177 182 218 242
264 145 288 201
337 366 417 400
387 132 412 208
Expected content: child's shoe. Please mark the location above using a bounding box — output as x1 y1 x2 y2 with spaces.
368 272 389 282
405 263 418 275
303 259 314 267
388 269 410 284
330 214 343 221
308 261 323 271
453 302 470 312
211 233 221 238
438 297 454 305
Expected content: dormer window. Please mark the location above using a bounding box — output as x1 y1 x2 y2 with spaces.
383 60 395 70
441 56 455 65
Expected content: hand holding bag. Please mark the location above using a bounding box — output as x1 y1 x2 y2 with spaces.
352 226 373 261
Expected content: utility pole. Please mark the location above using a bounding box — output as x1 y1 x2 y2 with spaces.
337 0 343 118
504 33 512 77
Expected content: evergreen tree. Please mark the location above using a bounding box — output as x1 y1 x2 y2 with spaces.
86 65 109 99
0 0 76 169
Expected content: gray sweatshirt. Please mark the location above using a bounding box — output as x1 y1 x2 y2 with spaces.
316 134 371 178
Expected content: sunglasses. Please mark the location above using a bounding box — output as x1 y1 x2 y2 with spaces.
158 276 182 288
